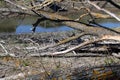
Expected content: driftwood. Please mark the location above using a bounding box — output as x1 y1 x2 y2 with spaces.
22 35 119 57
4 0 120 36
33 10 120 36
73 7 120 19
30 1 120 56
87 1 120 21
0 1 120 80
37 32 86 50
91 12 113 18
2 0 120 57
39 35 120 56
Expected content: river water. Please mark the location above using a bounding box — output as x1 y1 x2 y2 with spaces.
0 16 120 34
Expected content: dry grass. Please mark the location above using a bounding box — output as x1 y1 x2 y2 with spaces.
0 31 120 79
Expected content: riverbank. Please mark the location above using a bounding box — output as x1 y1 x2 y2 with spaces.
0 0 120 79
0 30 120 79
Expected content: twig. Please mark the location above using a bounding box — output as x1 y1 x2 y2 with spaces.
4 0 27 10
40 35 120 56
0 42 8 55
38 32 86 50
87 1 120 21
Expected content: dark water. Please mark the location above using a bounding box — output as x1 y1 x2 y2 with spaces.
0 16 120 34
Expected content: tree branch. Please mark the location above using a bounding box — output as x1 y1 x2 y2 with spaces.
4 0 27 10
32 9 120 37
40 35 120 56
87 1 120 21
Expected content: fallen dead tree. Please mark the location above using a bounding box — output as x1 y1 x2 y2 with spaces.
0 1 120 80
1 63 120 80
32 10 120 36
30 9 120 56
2 0 120 57
28 35 120 56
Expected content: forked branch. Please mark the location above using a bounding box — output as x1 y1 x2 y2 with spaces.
87 1 120 21
41 35 120 56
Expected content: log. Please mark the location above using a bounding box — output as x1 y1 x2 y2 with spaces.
102 35 120 41
29 53 107 57
33 10 120 37
91 12 111 18
40 35 120 56
4 0 120 37
3 0 120 57
38 32 86 50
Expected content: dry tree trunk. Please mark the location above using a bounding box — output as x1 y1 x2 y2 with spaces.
87 1 120 21
40 35 120 56
4 0 120 37
31 9 120 56
3 0 120 57
33 10 120 37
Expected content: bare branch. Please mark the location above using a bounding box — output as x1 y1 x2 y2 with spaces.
40 35 120 56
33 10 120 37
4 0 27 10
87 1 120 21
38 32 86 50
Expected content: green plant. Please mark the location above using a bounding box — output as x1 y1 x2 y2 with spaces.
104 57 115 65
22 60 30 66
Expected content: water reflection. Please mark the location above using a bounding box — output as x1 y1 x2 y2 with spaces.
100 22 120 28
96 18 120 28
0 18 18 33
0 16 120 34
16 25 73 34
